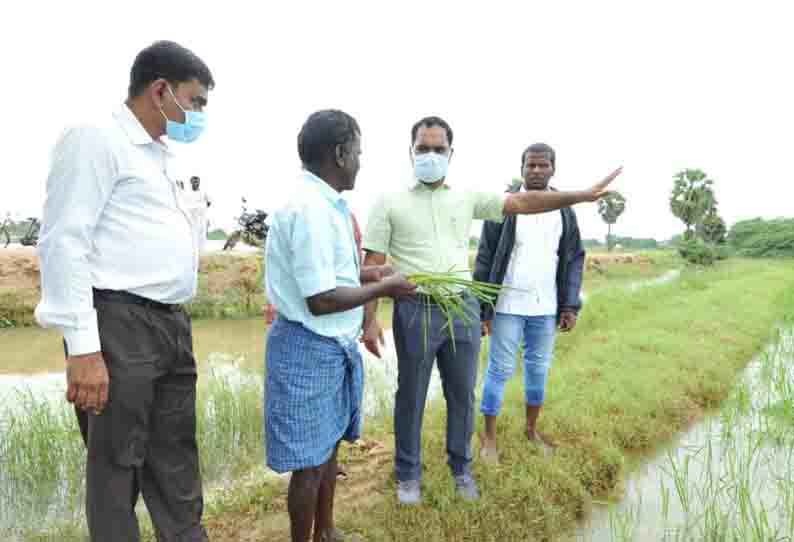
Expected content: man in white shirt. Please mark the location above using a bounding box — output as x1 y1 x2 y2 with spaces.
182 176 211 247
474 143 587 463
35 41 214 542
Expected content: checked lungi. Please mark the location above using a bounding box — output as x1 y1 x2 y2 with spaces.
265 317 363 473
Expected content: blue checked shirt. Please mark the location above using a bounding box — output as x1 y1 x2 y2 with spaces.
265 171 362 341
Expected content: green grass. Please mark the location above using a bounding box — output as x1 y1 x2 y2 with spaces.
336 259 794 541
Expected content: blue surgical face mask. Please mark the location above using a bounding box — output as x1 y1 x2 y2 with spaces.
413 152 449 184
160 85 206 143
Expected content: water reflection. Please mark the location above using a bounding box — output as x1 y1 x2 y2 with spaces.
570 332 794 541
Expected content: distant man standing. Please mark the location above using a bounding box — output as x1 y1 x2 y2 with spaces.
183 175 211 247
36 41 214 542
475 143 585 463
362 116 621 505
265 110 416 542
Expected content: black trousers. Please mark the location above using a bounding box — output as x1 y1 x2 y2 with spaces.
392 295 481 482
71 294 207 542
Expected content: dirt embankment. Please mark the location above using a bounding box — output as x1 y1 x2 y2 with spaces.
0 249 261 293
0 248 40 291
586 253 650 272
0 249 649 292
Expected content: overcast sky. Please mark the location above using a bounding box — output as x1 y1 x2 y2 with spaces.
2 1 791 241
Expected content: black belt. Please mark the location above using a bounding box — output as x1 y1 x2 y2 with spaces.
93 288 183 313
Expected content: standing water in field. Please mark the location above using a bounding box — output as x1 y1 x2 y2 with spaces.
626 269 681 291
570 330 794 541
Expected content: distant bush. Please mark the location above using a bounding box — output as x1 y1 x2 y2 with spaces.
727 218 794 258
582 238 603 249
677 238 729 266
207 228 228 241
609 236 659 250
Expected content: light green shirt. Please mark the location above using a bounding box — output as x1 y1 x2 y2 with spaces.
363 183 506 280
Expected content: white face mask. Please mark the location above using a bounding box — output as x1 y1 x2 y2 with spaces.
413 152 449 183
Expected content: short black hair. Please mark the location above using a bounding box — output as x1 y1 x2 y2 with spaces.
190 176 200 181
411 116 454 146
521 143 556 169
128 41 215 98
298 110 360 168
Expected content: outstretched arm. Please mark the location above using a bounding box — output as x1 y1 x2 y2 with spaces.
503 167 622 215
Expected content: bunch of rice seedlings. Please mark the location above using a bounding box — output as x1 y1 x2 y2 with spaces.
406 270 507 352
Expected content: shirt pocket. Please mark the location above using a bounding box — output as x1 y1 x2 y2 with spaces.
448 208 471 249
115 165 176 210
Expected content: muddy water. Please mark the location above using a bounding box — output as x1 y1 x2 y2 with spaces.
0 338 438 424
569 333 794 541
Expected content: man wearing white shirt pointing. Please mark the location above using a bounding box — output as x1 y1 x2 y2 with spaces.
35 41 214 542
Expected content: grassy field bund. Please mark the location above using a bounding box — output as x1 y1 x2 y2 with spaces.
5 253 793 541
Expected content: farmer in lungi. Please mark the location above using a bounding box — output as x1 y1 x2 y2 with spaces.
264 109 417 542
361 116 622 505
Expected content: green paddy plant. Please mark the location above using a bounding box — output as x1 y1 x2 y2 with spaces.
608 500 640 542
407 270 506 351
196 367 264 481
664 448 694 515
0 392 86 540
1 364 267 541
660 479 671 521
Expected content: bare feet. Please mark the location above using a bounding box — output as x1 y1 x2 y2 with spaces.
526 428 554 457
479 433 500 465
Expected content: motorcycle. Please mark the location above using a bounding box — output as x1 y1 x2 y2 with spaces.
223 199 269 250
20 218 40 247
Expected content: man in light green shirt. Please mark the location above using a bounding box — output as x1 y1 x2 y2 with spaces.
364 178 505 282
362 116 621 505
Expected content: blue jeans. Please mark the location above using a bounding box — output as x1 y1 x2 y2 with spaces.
480 313 557 417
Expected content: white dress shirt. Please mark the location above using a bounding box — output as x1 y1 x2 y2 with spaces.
495 208 563 317
35 105 199 356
